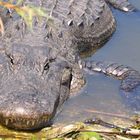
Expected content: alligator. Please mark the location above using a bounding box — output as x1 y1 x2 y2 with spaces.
0 0 139 130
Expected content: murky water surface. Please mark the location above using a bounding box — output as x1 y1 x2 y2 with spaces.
56 0 140 124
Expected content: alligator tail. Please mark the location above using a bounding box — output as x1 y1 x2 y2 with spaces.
79 60 140 111
79 60 140 91
105 0 136 12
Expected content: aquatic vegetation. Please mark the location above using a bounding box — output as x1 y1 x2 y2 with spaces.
0 118 140 139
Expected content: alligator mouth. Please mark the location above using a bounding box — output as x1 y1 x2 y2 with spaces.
0 114 53 130
0 72 71 130
0 88 61 130
0 56 71 130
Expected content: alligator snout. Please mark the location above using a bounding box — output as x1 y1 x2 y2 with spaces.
0 115 51 131
0 89 59 130
0 57 72 130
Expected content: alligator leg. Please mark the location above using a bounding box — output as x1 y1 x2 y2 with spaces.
79 60 140 111
105 0 136 12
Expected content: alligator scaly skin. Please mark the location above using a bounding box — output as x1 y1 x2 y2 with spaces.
80 60 140 91
80 60 140 110
0 0 138 130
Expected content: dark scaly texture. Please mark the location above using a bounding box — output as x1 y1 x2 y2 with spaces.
105 0 135 11
0 0 139 130
80 60 140 91
80 60 140 111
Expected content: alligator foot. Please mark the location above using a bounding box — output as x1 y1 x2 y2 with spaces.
79 60 140 111
105 0 136 12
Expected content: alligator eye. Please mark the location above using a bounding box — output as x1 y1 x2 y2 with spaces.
44 58 55 71
6 54 14 65
10 57 14 64
44 61 49 71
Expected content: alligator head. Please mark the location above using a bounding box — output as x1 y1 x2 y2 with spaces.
0 9 76 130
0 46 72 130
0 42 72 130
0 0 115 130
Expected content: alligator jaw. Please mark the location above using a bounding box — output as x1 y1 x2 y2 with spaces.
0 112 53 130
0 87 60 130
0 60 72 130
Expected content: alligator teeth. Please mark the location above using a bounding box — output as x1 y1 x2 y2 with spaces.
31 120 35 126
27 121 30 126
5 119 9 125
